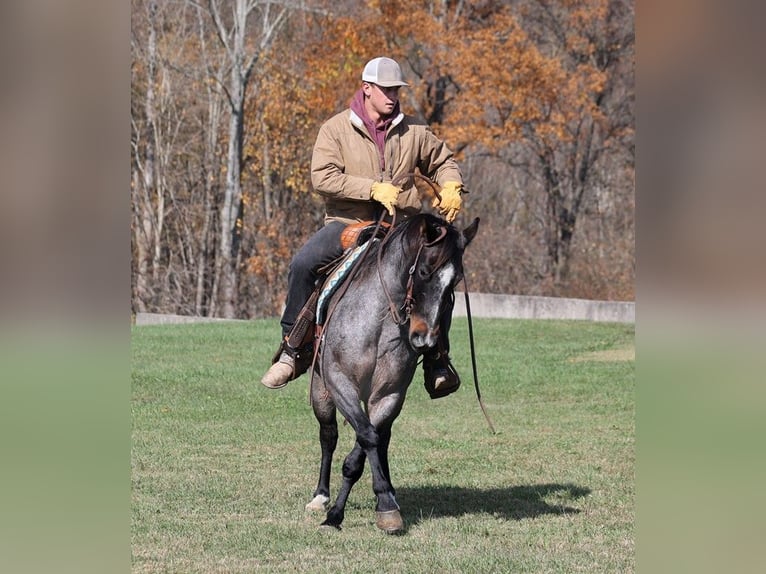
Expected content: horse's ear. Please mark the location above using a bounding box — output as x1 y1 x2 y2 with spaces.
462 217 480 247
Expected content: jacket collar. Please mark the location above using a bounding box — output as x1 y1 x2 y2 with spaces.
349 109 405 132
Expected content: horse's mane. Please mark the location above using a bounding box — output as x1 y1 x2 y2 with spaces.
382 214 462 273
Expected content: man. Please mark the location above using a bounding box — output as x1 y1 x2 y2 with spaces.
260 56 465 397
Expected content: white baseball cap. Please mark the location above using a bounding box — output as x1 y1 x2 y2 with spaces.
361 57 409 87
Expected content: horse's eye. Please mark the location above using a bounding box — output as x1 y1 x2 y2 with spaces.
418 265 432 279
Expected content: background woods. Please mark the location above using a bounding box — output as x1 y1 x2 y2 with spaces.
131 0 634 319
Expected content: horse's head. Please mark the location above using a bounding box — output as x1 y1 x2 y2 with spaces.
405 215 480 352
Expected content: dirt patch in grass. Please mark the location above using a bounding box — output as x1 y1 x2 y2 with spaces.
569 347 635 363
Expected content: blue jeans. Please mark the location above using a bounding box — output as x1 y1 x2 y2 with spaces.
280 221 345 337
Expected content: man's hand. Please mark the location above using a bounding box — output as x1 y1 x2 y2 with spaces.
371 182 402 217
433 181 463 223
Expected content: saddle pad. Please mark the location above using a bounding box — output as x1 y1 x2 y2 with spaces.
316 239 378 325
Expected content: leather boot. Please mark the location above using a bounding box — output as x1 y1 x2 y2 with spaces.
260 340 313 389
423 352 461 399
260 350 295 389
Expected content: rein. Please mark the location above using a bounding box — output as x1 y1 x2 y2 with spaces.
462 278 496 434
375 210 407 325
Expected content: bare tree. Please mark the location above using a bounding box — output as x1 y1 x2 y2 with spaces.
131 0 163 312
201 0 289 318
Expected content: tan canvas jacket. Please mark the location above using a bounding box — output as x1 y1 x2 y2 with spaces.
310 108 463 225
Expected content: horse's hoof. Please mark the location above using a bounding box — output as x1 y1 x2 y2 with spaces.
375 510 404 534
305 495 330 512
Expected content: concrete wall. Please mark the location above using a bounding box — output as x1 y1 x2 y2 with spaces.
135 294 634 325
134 313 236 325
453 293 634 323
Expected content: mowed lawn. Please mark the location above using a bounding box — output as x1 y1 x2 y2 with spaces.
131 317 634 573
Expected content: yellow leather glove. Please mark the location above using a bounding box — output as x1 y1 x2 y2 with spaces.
433 181 463 223
370 182 401 217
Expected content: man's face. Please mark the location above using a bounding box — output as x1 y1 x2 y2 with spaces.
363 82 401 118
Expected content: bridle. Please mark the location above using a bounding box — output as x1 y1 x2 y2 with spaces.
377 214 448 326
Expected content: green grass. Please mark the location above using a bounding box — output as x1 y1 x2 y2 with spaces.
132 318 634 573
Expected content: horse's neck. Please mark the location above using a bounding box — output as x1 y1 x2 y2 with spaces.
376 242 411 294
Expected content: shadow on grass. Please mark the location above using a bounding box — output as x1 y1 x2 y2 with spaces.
396 483 591 528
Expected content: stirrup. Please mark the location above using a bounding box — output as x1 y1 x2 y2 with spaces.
423 353 461 399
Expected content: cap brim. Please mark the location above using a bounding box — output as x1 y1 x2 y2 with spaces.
373 80 409 88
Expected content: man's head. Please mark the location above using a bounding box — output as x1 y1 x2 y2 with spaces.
361 57 408 121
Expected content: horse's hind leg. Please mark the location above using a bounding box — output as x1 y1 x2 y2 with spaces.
321 441 366 529
307 383 337 511
307 416 337 511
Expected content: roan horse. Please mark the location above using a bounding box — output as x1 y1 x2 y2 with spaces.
305 212 480 533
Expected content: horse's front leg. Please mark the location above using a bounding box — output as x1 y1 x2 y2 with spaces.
321 422 400 532
321 441 366 529
367 395 407 533
376 423 394 495
369 429 404 533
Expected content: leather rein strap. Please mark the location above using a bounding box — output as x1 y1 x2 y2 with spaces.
462 277 496 434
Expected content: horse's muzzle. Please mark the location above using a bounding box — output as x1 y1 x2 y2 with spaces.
408 314 439 351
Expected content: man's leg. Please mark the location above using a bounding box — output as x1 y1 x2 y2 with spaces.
261 222 345 389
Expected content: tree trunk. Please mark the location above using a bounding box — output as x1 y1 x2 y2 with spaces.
207 0 289 317
133 0 160 312
217 99 244 318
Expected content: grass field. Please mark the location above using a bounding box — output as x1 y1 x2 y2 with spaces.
131 317 634 573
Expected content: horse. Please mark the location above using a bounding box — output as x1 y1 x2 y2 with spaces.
305 212 480 533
